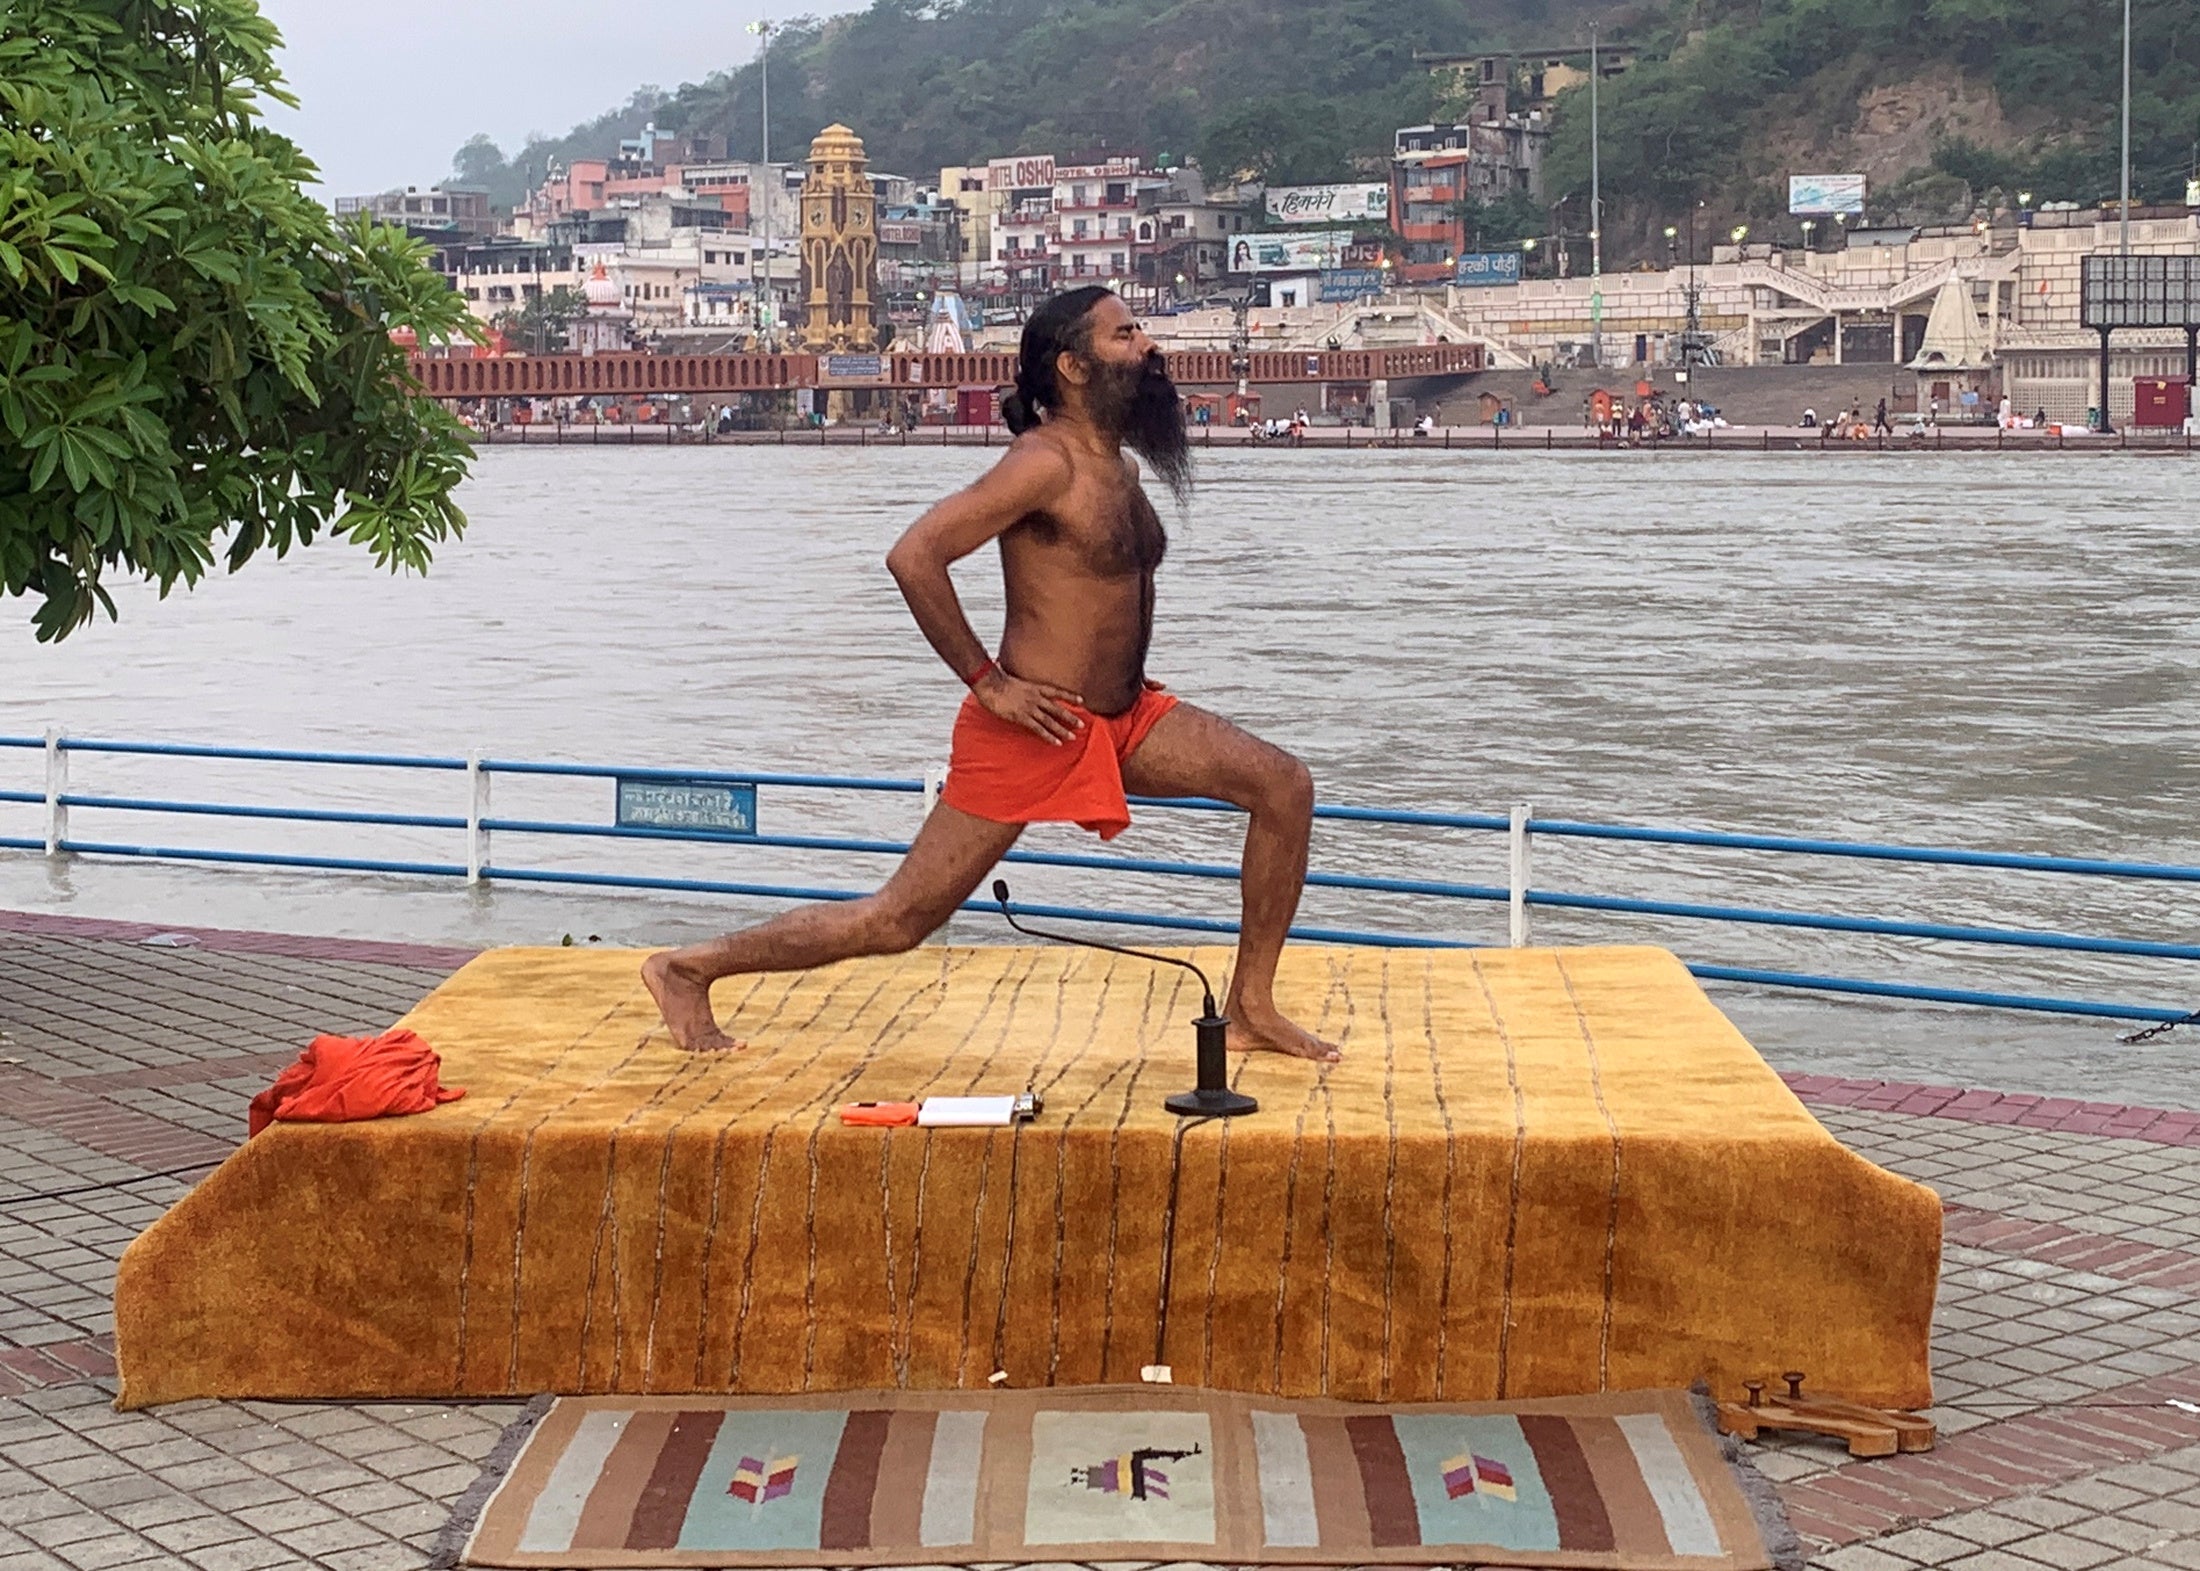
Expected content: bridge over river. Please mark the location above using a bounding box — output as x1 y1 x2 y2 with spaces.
410 343 1486 402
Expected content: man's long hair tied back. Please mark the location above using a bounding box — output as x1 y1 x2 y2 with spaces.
999 285 1114 434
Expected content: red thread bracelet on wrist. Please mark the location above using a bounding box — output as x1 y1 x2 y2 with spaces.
965 656 998 689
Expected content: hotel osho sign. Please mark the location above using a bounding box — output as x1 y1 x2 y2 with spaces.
987 156 1057 191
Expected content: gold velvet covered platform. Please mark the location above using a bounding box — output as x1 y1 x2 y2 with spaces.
113 945 1940 1410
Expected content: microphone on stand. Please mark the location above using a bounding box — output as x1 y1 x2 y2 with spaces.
991 880 1256 1117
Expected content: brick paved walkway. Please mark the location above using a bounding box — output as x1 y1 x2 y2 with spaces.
5 910 2200 1571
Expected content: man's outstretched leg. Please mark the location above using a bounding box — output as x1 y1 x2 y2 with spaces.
1120 704 1339 1062
642 804 1024 1051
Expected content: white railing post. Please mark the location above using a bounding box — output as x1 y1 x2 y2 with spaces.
466 751 489 885
922 763 946 822
43 725 66 858
1508 800 1533 948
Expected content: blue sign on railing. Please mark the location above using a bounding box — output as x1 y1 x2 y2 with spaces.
616 778 757 837
1453 251 1523 287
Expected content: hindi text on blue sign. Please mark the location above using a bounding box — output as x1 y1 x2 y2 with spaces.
616 779 758 837
1453 252 1522 287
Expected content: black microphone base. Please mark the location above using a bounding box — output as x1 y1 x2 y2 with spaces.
1165 1086 1259 1118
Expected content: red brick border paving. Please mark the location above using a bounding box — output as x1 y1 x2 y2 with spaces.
1785 1072 2200 1147
1944 1202 2200 1290
0 1068 236 1172
0 1336 116 1397
0 907 478 970
59 1051 301 1095
1780 1366 2200 1545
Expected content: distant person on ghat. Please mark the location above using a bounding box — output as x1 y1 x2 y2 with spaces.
644 286 1338 1063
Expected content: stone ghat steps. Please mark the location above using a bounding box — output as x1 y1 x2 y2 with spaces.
1440 363 1919 426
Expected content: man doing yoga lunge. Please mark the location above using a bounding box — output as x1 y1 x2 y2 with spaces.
643 286 1338 1062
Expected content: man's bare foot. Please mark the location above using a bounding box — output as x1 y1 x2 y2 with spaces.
1225 1002 1340 1063
640 951 746 1053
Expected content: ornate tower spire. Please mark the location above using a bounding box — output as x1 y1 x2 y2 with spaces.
793 124 879 352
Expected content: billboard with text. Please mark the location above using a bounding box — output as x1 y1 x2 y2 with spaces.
1319 268 1389 301
1265 183 1390 225
1453 250 1522 287
1788 174 1866 215
987 155 1057 192
1227 230 1354 274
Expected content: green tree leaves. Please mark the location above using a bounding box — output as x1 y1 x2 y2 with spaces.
491 286 588 357
454 0 1478 201
1197 96 1358 186
1 0 478 641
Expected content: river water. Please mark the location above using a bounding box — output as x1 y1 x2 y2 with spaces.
4 448 2195 1102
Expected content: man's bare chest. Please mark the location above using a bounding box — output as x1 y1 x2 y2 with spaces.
1011 488 1166 579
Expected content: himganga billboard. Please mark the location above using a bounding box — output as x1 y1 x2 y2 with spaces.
1265 183 1390 224
1228 230 1355 274
1453 251 1522 287
1788 174 1867 215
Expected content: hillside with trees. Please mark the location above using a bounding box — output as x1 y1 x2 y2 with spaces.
449 0 2199 262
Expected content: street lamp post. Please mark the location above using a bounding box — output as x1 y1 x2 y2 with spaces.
1589 22 1603 368
1662 224 1677 369
2119 0 2132 254
1686 203 1698 352
747 14 777 350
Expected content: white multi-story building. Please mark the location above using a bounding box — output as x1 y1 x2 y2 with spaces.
1133 169 1259 297
984 154 1061 295
1052 158 1166 284
449 179 808 344
937 165 998 273
669 161 802 246
445 206 759 337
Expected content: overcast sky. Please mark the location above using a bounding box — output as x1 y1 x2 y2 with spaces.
255 0 862 197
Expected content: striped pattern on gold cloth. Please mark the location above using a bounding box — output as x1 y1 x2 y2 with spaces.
113 944 1939 1410
464 1386 1775 1567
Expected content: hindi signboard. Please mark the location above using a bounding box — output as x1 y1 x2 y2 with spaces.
820 353 887 383
1265 183 1391 225
987 155 1057 192
1788 174 1867 216
1319 268 1388 301
1228 230 1355 274
1453 251 1522 287
616 778 757 838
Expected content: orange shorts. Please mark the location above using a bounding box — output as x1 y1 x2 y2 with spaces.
940 683 1179 841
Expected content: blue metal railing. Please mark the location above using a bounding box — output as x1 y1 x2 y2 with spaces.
1 731 2192 1024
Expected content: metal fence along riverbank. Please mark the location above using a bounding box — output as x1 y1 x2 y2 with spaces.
4 731 2193 1028
461 421 2200 452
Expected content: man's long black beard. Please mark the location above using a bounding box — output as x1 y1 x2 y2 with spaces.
1088 353 1193 504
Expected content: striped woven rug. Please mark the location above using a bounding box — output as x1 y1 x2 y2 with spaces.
457 1386 1791 1567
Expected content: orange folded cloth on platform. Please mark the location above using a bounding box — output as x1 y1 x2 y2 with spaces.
247 1030 465 1136
941 684 1178 841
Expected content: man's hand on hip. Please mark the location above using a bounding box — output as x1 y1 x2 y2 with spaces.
977 669 1086 745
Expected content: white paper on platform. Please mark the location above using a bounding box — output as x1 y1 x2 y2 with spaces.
917 1095 1018 1126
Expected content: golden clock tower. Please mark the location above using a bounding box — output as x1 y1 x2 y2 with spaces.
793 124 880 352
